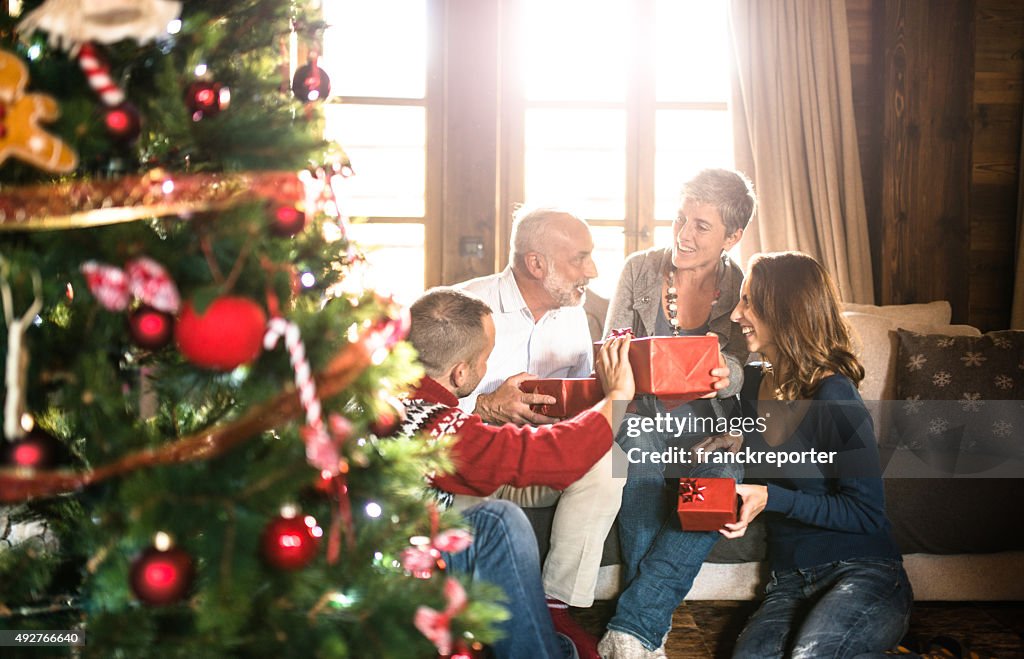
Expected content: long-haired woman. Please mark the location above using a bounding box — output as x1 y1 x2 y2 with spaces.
725 251 912 659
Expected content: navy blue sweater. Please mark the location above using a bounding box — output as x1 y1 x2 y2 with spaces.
740 365 901 571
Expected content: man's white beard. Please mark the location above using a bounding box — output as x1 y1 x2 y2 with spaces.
542 270 584 308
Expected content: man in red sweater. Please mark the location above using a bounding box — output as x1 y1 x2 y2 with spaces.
402 287 634 659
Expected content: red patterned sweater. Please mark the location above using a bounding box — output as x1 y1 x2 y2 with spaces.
400 376 613 508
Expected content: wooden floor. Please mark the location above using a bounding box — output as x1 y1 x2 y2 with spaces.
572 600 1024 658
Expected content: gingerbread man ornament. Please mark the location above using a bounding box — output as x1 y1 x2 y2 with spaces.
0 49 78 173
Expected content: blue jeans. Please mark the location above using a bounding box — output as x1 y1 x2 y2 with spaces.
732 559 913 659
607 405 744 651
443 500 575 659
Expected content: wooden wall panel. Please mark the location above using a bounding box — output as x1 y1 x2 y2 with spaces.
880 0 974 322
851 0 1024 330
440 0 501 284
970 0 1024 330
846 0 884 303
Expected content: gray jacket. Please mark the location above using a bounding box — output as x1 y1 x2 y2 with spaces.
603 247 747 398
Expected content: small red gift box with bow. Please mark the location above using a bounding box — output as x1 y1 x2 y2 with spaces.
676 477 739 531
519 377 604 419
595 330 719 399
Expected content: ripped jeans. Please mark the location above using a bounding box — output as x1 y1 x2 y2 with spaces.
732 558 913 659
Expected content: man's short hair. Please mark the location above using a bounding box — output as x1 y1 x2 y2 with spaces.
509 206 583 265
409 287 493 377
682 168 757 236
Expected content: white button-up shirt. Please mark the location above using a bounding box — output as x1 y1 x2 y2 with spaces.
456 267 594 414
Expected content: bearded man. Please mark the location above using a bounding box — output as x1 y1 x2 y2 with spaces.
457 207 598 425
453 208 612 657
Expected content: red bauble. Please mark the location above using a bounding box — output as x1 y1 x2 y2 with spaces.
312 471 335 496
442 643 486 659
185 81 231 119
129 545 195 606
2 428 66 469
369 397 405 437
175 296 267 370
128 305 175 350
268 203 307 237
104 102 141 142
291 63 331 102
261 512 321 570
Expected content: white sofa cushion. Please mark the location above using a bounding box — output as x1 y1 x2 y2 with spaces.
843 300 952 326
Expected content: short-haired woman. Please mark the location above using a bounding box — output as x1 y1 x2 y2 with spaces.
599 168 757 657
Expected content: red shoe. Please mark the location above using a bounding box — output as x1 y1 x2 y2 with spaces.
547 598 600 659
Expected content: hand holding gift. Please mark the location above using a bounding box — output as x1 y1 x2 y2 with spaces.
676 477 741 532
596 328 724 399
519 334 634 422
518 378 603 419
476 372 559 426
699 332 731 399
594 333 635 403
719 483 768 539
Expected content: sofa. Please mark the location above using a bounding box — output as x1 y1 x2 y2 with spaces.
526 300 1024 602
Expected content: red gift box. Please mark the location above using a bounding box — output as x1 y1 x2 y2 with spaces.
676 478 738 531
519 378 604 419
595 335 719 398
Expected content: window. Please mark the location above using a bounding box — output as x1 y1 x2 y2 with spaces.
321 0 431 303
319 1 733 300
507 0 733 298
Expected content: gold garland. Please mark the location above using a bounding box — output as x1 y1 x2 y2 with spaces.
0 170 304 231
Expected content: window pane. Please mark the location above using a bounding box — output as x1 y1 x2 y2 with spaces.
525 109 626 220
521 0 628 102
325 105 425 218
655 0 730 102
345 223 425 305
654 109 733 220
322 0 426 99
588 225 626 300
654 224 674 250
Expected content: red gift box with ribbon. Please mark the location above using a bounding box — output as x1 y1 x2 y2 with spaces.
676 477 738 531
519 377 604 419
595 331 719 399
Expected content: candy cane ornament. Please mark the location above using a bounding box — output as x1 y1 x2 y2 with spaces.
264 317 355 563
77 43 124 107
76 42 141 141
263 317 338 474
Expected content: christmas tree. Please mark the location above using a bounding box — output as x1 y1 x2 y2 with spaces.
0 1 502 656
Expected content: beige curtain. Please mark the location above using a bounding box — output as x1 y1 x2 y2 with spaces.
729 0 874 303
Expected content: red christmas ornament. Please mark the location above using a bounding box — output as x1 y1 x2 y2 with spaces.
447 643 486 659
2 428 66 470
185 81 231 120
175 296 267 371
312 470 335 496
103 102 141 142
128 305 174 350
261 510 322 570
291 63 331 102
129 543 195 606
268 203 307 237
369 397 405 437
